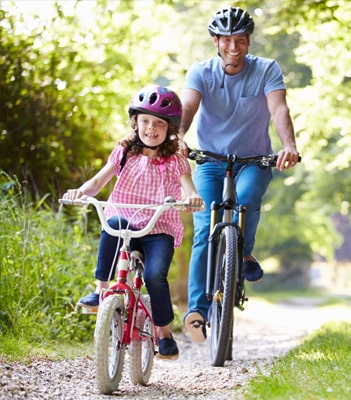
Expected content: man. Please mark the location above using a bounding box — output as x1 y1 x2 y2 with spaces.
179 7 300 343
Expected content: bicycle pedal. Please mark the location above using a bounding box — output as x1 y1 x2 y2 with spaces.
81 306 98 315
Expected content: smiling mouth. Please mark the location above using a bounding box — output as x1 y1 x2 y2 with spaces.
145 133 158 139
228 51 240 57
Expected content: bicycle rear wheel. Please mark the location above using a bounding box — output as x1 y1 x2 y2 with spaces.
129 296 154 385
95 295 125 394
210 225 239 367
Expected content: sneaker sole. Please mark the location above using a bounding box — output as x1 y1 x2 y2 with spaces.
156 353 179 361
248 276 264 284
245 272 264 284
184 312 206 343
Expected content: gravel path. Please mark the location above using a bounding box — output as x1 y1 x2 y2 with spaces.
1 298 349 400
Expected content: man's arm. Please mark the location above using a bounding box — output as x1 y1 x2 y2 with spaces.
179 88 202 137
178 88 202 155
267 89 299 171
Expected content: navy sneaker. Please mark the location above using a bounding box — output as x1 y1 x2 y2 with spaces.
77 292 99 308
157 334 179 360
243 259 264 283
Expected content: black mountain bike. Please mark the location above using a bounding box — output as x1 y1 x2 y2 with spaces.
188 148 300 367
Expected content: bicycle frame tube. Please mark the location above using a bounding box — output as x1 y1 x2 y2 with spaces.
101 247 135 345
222 175 235 212
102 246 154 345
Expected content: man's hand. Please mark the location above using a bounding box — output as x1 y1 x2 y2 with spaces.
276 147 300 171
178 139 189 157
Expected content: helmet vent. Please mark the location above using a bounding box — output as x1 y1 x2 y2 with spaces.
161 99 171 108
149 93 158 104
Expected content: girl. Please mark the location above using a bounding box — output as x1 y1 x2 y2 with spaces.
63 85 203 360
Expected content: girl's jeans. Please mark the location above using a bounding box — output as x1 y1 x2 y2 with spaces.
187 161 272 320
94 216 175 327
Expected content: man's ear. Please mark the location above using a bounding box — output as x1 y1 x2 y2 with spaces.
213 35 219 49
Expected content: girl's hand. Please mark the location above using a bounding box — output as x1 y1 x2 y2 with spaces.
62 189 84 201
184 194 204 212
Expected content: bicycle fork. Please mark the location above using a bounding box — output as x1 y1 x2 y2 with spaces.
206 199 247 309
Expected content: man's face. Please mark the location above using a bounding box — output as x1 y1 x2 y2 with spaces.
213 33 250 67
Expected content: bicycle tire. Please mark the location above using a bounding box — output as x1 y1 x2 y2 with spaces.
210 225 239 367
129 296 154 385
95 295 125 394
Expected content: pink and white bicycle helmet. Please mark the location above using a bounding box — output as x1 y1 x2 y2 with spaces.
128 85 182 128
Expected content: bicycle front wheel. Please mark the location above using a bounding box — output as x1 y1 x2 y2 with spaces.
129 296 154 385
210 225 239 367
94 295 125 394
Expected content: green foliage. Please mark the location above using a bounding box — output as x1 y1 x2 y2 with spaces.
0 6 108 201
241 321 351 400
0 1 185 201
0 172 98 344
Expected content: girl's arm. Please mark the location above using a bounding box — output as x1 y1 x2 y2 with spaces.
63 162 116 200
180 173 203 209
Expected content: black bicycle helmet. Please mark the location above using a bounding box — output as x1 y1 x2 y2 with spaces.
208 7 254 37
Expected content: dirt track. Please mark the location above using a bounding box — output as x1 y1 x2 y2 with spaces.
1 298 349 399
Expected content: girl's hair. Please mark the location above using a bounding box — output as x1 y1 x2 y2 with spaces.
118 114 179 157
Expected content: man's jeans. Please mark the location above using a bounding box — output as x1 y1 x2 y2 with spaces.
187 161 272 320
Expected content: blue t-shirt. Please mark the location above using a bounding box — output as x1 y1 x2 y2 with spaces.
184 54 286 156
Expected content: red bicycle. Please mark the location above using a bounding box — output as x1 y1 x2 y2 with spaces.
59 195 203 394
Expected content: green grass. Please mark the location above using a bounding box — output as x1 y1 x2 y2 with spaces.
240 321 351 400
0 173 99 356
0 334 94 362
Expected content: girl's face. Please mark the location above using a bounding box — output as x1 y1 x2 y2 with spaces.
137 113 168 148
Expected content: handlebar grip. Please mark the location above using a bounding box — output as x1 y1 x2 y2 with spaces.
58 198 88 206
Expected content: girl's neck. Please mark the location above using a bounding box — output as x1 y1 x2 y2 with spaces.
142 147 159 158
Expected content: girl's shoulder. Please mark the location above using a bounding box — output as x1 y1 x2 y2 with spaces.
108 145 125 165
169 152 191 174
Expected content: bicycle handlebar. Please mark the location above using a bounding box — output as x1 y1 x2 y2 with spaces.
59 196 204 238
188 148 301 167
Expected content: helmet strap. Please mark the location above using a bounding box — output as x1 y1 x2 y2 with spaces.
220 64 234 89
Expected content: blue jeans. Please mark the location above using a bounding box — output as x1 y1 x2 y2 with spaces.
187 162 272 320
95 216 175 327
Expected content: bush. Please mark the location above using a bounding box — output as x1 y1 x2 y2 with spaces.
0 171 99 345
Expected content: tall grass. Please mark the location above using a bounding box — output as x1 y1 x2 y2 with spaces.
0 172 98 355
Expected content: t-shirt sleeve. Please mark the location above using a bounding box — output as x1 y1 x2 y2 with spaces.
176 153 192 176
184 62 205 95
107 146 125 175
264 60 286 95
